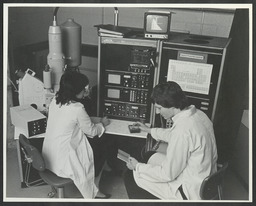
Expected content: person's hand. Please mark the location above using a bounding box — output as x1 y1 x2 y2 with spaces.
126 157 139 171
135 122 151 134
101 116 110 127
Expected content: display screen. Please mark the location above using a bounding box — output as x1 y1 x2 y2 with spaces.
108 74 121 84
107 89 120 99
146 14 169 33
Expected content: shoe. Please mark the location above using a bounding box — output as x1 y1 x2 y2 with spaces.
95 193 111 199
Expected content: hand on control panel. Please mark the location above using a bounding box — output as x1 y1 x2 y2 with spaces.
101 116 110 127
134 121 151 134
128 123 141 133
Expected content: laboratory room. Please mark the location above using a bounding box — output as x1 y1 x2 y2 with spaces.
4 3 252 202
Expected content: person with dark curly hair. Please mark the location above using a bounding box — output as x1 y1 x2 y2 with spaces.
42 71 112 199
124 81 218 200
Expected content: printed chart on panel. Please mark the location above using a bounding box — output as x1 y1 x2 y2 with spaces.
167 60 213 95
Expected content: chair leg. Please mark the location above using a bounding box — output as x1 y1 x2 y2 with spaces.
57 187 64 198
218 185 223 200
48 186 57 198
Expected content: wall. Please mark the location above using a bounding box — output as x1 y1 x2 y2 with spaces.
8 7 53 47
213 9 250 164
231 110 249 190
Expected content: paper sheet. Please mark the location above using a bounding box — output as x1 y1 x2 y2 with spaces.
167 60 213 95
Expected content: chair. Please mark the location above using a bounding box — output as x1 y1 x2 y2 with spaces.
200 162 229 200
19 134 73 198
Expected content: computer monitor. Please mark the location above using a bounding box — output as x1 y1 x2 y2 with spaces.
144 10 172 39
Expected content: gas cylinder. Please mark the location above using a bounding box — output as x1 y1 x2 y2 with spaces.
47 23 65 92
61 18 81 68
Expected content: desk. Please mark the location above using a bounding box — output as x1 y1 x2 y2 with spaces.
91 118 149 162
15 117 148 140
91 117 149 139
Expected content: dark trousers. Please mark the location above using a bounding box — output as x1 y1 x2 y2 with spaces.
87 134 118 177
123 150 158 199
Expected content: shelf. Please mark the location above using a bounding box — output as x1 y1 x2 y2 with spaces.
104 85 149 91
104 99 147 106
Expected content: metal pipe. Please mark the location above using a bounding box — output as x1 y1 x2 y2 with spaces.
114 7 119 26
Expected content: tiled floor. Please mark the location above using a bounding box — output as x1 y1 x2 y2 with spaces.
4 144 250 202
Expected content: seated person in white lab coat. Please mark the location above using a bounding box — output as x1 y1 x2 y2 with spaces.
125 81 218 200
42 71 112 199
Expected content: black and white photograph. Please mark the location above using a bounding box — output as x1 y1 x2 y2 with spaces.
2 0 254 204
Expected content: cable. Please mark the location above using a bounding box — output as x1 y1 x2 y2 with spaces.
53 7 60 26
8 77 18 92
53 7 59 17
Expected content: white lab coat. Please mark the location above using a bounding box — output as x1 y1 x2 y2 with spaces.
133 105 218 200
42 98 105 198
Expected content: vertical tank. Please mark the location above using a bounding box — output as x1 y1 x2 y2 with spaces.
61 18 81 68
47 24 65 92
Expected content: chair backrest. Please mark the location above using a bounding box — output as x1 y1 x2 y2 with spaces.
19 134 46 172
200 162 229 200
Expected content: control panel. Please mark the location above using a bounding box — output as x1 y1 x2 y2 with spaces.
145 34 168 39
10 105 47 137
27 118 47 137
99 39 158 123
104 102 147 119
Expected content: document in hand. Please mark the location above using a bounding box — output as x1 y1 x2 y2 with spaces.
117 149 130 163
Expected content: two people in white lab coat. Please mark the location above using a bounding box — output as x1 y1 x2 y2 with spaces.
42 71 113 199
125 81 218 200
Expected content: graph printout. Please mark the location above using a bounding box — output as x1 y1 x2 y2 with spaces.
167 60 213 95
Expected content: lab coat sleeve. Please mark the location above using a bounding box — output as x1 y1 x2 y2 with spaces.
151 128 173 142
135 133 190 183
76 106 105 138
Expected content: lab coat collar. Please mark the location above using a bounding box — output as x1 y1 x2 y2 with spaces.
172 105 196 123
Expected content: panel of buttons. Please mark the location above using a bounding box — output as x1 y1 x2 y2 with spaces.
104 102 147 120
27 118 47 137
122 74 150 89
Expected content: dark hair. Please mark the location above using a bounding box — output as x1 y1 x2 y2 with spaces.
56 71 89 105
151 81 189 110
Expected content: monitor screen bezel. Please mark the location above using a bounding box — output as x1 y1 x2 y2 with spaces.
144 12 171 35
